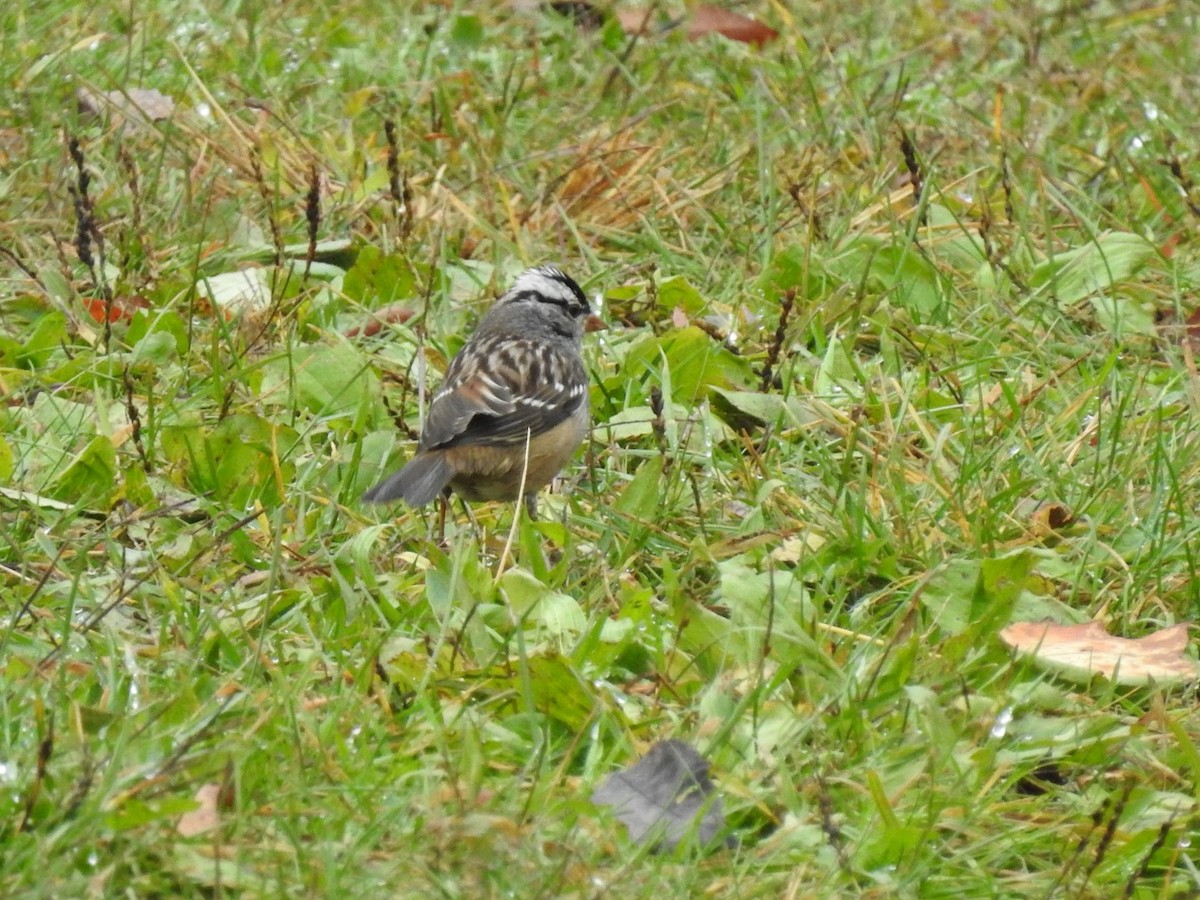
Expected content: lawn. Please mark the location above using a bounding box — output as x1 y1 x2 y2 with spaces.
3 1 1200 895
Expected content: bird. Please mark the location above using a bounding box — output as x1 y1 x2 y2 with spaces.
362 265 598 517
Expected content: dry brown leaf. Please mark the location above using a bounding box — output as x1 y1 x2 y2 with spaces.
1185 307 1200 356
176 783 222 837
688 5 778 46
615 7 658 35
768 533 826 565
344 300 417 339
1030 501 1074 536
77 87 175 126
617 5 778 46
999 620 1200 686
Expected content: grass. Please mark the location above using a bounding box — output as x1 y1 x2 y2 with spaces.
3 0 1200 895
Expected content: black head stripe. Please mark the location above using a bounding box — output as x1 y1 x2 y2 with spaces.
506 266 591 319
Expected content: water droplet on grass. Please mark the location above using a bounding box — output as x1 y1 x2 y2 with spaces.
990 705 1014 739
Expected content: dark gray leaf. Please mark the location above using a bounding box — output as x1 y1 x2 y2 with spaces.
591 739 731 852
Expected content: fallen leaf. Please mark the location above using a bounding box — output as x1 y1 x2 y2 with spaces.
194 268 274 320
344 300 417 338
615 5 778 46
769 533 825 564
1186 308 1200 356
999 620 1200 686
82 294 151 324
1030 501 1074 535
688 5 778 46
77 87 176 127
615 7 659 35
591 739 732 851
176 783 222 837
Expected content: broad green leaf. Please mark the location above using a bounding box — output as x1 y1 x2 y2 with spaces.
500 568 587 649
335 523 395 591
756 245 837 302
342 245 418 305
871 244 947 319
923 204 988 270
677 601 735 670
709 388 816 431
0 334 21 366
756 244 808 296
288 342 378 418
171 847 259 890
656 275 707 316
17 311 67 369
825 235 947 319
614 456 664 517
812 334 859 398
0 434 13 482
26 393 94 449
969 550 1036 638
498 566 553 616
923 551 1040 639
130 330 178 366
604 283 642 302
127 308 189 357
521 655 596 731
623 327 754 405
1089 294 1157 339
719 557 813 621
163 413 294 505
53 434 116 503
1030 232 1153 305
920 559 981 636
106 796 199 831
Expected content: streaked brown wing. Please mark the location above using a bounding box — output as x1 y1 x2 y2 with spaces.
418 336 586 451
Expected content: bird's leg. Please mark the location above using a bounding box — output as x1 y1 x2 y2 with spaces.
436 489 450 544
517 490 555 575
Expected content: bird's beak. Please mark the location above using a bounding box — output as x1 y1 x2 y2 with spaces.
584 313 606 333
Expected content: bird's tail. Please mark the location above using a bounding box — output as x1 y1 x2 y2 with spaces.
362 452 452 506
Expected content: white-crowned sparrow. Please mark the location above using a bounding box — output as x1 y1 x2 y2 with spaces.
363 265 598 515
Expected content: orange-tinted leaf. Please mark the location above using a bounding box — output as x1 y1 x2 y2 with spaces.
689 5 778 46
999 620 1200 686
82 295 150 324
617 5 778 46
